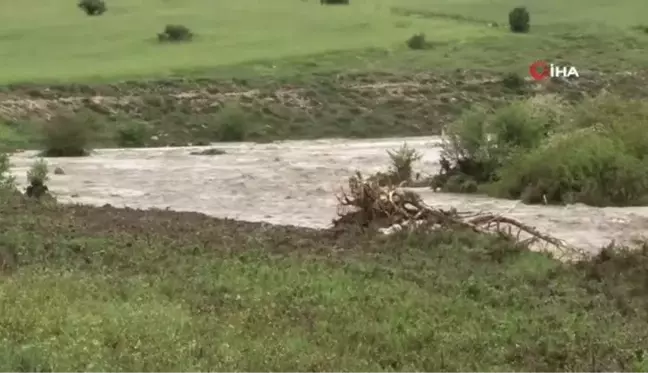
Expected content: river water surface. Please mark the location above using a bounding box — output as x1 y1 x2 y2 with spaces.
9 136 648 254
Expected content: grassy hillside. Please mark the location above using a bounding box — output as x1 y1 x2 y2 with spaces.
0 0 645 83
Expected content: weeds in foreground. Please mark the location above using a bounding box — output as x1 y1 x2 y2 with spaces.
0 195 647 370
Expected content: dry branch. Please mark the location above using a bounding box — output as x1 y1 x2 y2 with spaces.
334 172 586 260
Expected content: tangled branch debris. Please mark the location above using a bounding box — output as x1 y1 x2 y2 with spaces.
334 172 585 260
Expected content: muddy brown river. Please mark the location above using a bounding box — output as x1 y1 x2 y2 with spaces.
9 136 648 255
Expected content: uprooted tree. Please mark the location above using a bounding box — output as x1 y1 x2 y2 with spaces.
333 172 584 260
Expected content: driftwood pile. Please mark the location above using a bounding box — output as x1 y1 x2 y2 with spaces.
333 172 584 260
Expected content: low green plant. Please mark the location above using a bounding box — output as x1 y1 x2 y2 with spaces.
0 152 14 190
501 72 526 91
78 0 106 16
25 158 50 199
216 104 250 142
115 121 151 148
320 0 349 5
158 24 193 42
489 129 648 206
387 143 422 183
27 159 48 186
406 33 428 50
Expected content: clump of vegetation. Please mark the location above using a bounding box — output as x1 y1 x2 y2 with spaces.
434 98 559 192
25 159 50 199
387 143 422 182
367 143 427 186
158 24 193 42
501 72 526 91
77 0 106 16
433 94 648 206
508 6 530 33
406 33 429 50
320 0 349 5
215 104 251 142
0 152 15 190
40 113 92 157
190 148 226 156
115 121 151 148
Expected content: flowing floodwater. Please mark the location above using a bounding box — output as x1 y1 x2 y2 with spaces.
9 136 648 255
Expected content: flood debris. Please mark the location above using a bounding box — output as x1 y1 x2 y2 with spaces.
334 172 585 260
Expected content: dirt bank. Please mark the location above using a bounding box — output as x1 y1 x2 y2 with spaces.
3 70 647 147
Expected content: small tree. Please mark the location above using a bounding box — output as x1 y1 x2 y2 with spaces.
508 7 530 33
78 0 106 16
387 143 422 182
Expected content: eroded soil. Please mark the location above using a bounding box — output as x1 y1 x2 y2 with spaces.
2 71 648 146
10 136 648 255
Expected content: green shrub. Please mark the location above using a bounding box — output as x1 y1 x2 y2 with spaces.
213 104 256 142
490 129 648 206
567 94 648 132
115 121 151 148
320 0 349 5
501 72 526 91
387 143 422 183
40 113 92 157
78 0 106 16
158 24 193 42
0 152 15 190
508 7 530 33
25 159 50 199
440 99 558 182
406 33 428 50
27 159 49 186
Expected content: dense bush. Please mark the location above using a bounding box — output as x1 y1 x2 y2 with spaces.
158 25 193 42
406 33 428 50
508 7 530 33
320 0 349 5
434 96 564 192
433 94 648 206
40 113 92 157
490 129 648 206
215 104 252 142
115 121 151 148
78 0 106 16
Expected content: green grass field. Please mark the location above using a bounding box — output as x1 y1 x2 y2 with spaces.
1 200 648 371
0 0 646 83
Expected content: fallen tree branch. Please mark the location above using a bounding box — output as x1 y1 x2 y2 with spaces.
333 172 586 260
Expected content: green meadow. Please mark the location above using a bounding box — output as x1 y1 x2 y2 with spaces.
0 0 645 82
